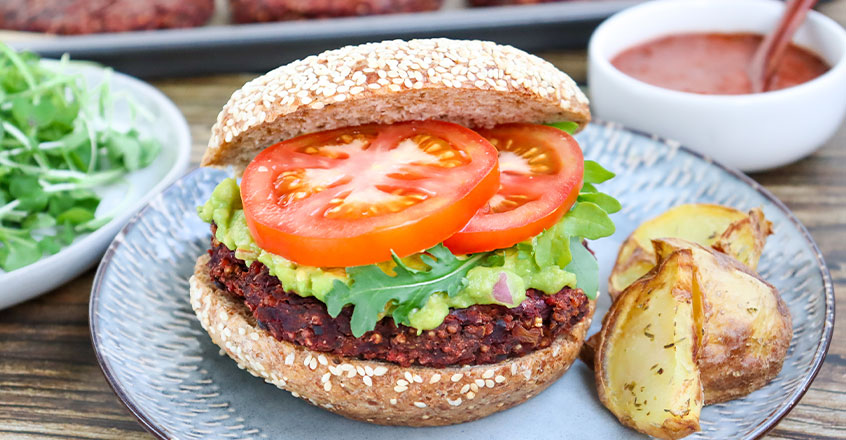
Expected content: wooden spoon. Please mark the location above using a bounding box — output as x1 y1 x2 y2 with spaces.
749 0 818 93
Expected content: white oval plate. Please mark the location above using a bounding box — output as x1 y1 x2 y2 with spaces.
0 62 191 309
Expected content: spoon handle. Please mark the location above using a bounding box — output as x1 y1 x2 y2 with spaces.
749 0 818 93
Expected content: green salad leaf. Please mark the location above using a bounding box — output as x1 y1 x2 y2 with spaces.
565 236 599 300
325 245 487 337
0 43 161 272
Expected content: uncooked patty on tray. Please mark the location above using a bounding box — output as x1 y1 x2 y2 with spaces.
229 0 444 23
0 0 215 34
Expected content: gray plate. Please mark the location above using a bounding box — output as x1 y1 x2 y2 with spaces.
90 121 834 439
11 1 641 78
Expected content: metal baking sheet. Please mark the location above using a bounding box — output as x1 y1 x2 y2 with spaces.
8 0 641 78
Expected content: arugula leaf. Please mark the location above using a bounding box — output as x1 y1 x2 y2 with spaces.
546 121 580 134
562 201 616 239
325 245 488 337
564 237 599 300
584 160 616 184
577 192 622 214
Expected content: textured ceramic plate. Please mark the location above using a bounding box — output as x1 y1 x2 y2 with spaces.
90 121 834 439
0 61 190 310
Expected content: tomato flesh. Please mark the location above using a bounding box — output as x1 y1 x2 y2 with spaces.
240 121 499 267
443 124 584 254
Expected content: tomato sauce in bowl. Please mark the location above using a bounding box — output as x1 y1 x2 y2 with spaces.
611 33 830 95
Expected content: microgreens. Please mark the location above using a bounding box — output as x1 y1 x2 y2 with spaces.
0 44 161 272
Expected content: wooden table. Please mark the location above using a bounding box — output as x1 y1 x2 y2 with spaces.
2 5 845 439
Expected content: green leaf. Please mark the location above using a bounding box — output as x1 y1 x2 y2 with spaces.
577 192 622 214
0 235 42 271
22 212 56 230
56 207 95 225
10 176 48 212
11 96 57 128
564 237 598 300
562 201 616 240
56 222 77 245
38 236 62 255
325 244 488 337
581 182 597 193
583 160 615 185
546 121 580 134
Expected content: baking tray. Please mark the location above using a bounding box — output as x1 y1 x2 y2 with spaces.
7 0 641 78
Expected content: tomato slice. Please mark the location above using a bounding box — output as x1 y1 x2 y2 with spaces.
443 124 584 254
240 121 499 267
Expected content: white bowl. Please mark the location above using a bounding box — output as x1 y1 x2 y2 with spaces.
0 62 191 309
588 0 846 171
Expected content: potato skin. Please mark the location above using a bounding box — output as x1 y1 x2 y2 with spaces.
595 250 703 440
608 205 772 300
653 238 792 404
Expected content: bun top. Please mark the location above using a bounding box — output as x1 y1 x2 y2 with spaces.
203 38 590 171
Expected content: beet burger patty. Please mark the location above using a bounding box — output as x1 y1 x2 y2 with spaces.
208 225 591 368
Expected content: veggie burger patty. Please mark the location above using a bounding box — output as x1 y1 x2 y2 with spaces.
208 226 590 368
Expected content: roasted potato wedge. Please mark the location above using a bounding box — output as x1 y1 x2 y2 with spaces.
653 238 792 404
596 250 703 440
608 204 772 299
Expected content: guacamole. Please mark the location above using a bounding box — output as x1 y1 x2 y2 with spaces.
199 178 579 331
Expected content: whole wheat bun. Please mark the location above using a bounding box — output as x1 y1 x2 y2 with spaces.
202 38 590 172
190 254 595 426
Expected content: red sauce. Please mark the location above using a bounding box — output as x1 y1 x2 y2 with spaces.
611 33 830 95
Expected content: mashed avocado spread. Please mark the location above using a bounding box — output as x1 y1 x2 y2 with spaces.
199 178 581 331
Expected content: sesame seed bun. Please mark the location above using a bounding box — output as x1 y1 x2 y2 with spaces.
190 254 595 426
202 38 590 172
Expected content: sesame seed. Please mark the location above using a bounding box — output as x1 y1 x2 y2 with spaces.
460 384 470 394
218 312 227 321
414 402 427 408
397 379 409 387
365 366 374 376
474 379 485 388
451 373 464 382
323 382 332 392
404 372 414 382
318 355 328 366
249 333 259 341
356 366 366 377
347 369 357 378
309 358 318 370
470 383 479 392
394 385 408 393
430 374 441 384
485 380 495 388
238 327 246 336
447 398 462 406
482 370 495 379
304 354 312 367
466 391 476 400
363 376 373 387
329 366 340 376
523 369 531 380
373 366 388 376
390 398 398 405
321 373 331 383
413 375 423 383
495 375 506 383
291 392 300 398
511 364 518 376
422 415 430 420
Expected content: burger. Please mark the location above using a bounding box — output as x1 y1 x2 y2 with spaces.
190 38 618 426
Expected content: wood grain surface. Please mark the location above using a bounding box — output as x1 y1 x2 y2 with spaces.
1 3 845 439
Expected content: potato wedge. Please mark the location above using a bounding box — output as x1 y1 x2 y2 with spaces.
596 250 703 440
608 204 772 299
652 238 792 404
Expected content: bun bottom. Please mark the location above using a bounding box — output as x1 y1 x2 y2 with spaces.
190 254 594 426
